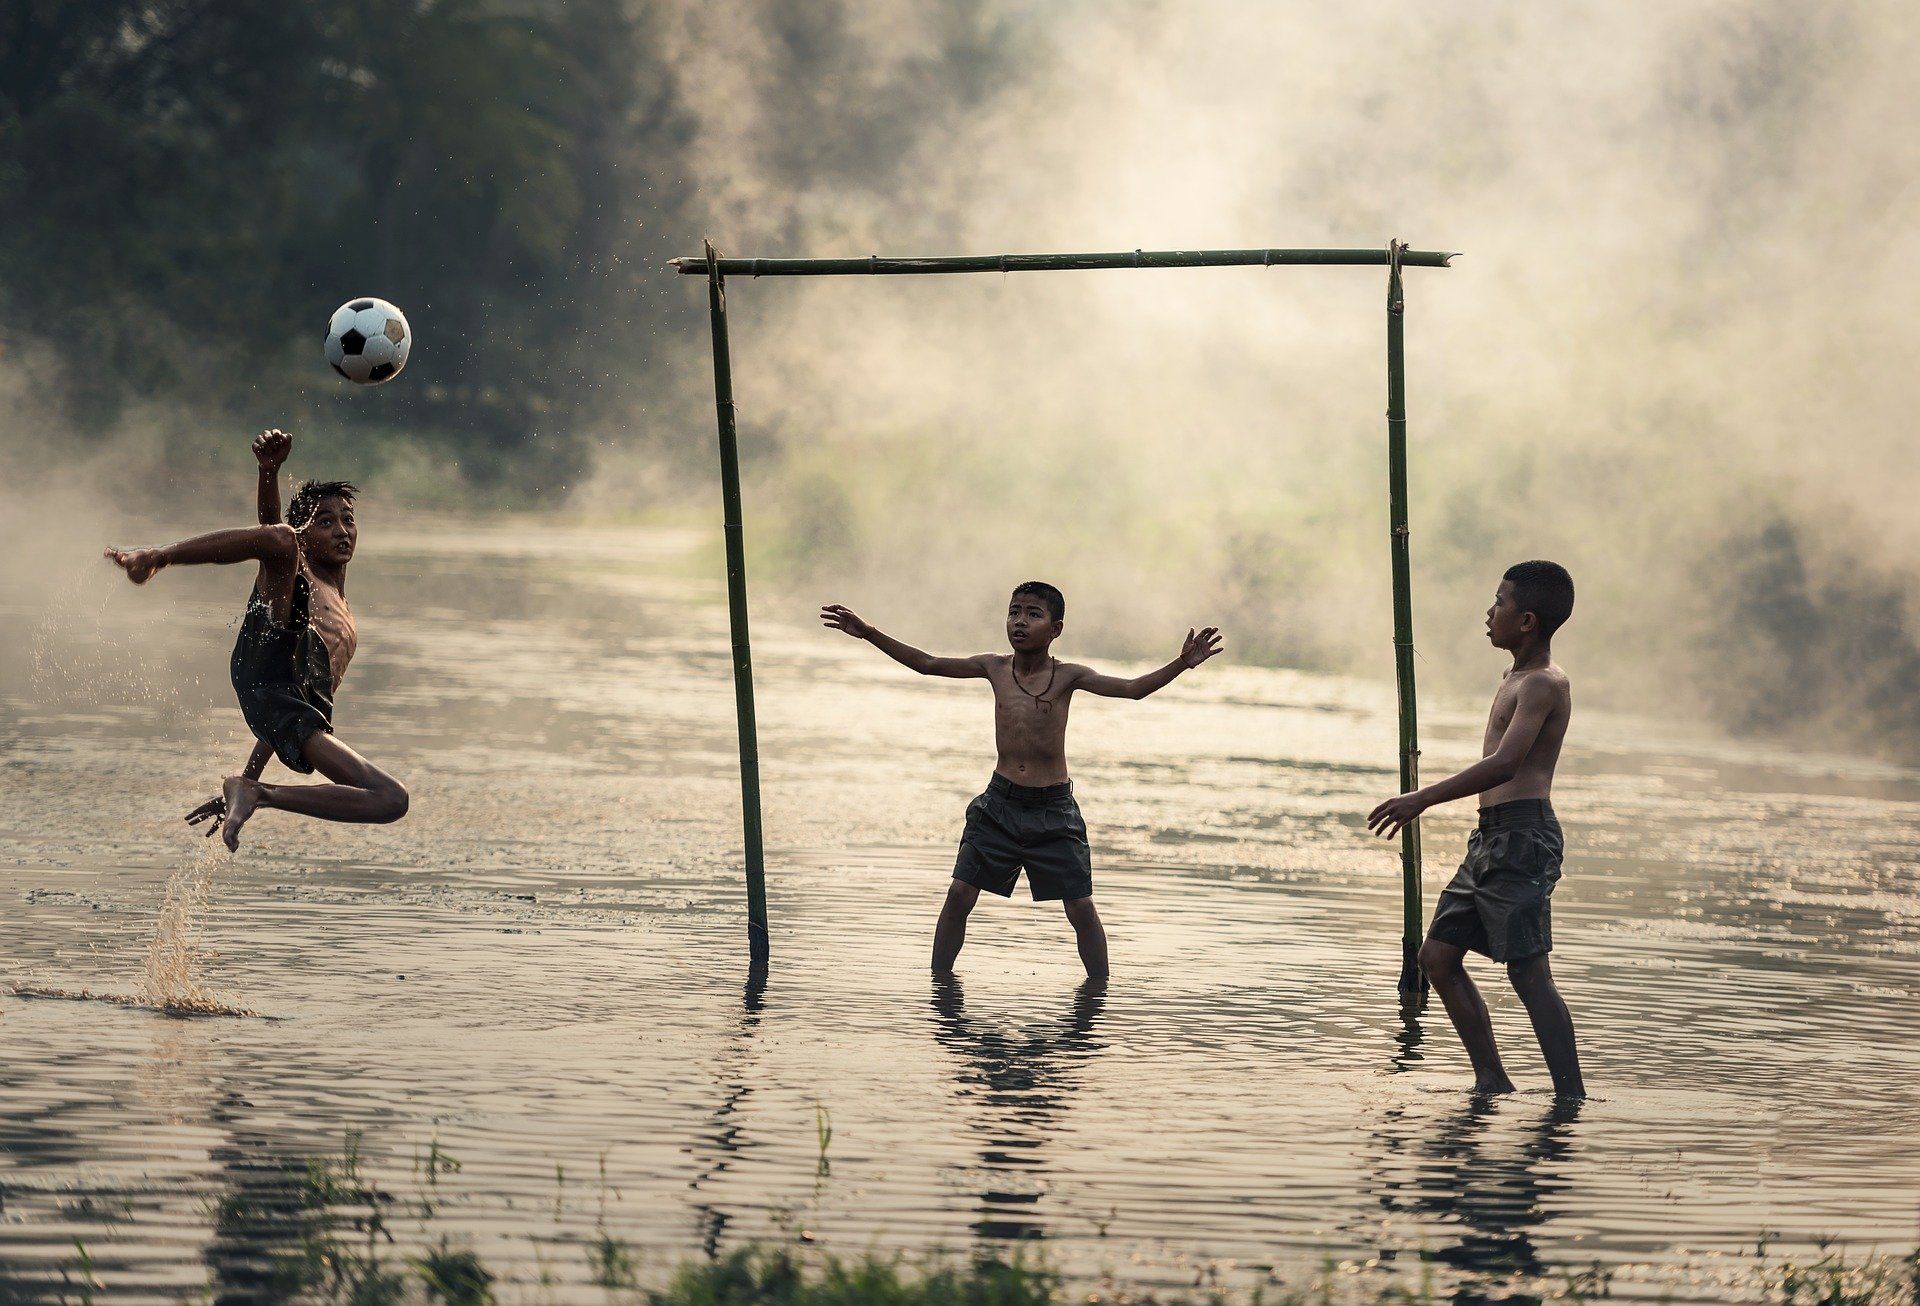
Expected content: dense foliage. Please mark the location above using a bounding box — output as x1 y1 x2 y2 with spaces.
0 0 690 487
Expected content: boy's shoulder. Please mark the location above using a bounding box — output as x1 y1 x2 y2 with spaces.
1502 662 1571 697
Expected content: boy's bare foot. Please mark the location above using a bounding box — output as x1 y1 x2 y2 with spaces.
220 776 261 851
1472 1076 1517 1096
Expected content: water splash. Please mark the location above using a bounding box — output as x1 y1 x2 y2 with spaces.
11 843 260 1018
9 982 258 1020
143 840 222 1008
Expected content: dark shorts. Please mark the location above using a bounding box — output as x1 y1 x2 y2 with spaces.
237 683 333 774
953 774 1094 903
1426 799 1563 962
230 579 335 775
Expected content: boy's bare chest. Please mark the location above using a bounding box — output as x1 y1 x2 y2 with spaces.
1482 684 1520 753
989 671 1071 743
306 583 358 681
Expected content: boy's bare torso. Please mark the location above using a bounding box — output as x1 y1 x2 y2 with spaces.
303 568 357 689
985 654 1077 785
1478 663 1570 806
259 556 357 691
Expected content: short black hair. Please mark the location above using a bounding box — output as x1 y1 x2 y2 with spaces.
1503 560 1574 636
288 480 357 529
1010 580 1065 623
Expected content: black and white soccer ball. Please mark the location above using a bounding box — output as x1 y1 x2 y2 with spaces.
324 298 412 385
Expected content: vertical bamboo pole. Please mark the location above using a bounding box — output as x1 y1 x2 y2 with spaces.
1386 240 1427 996
704 239 770 971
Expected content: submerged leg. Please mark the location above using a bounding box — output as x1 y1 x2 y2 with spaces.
932 878 981 974
1507 954 1585 1099
1063 896 1109 980
1419 938 1514 1094
222 733 409 850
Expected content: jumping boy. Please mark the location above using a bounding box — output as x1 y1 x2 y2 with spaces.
1368 561 1583 1098
105 429 408 851
821 584 1221 979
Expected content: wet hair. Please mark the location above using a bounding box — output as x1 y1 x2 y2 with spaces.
1503 560 1575 636
287 480 357 529
1010 580 1065 623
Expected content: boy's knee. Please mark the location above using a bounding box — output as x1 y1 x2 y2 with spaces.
1062 896 1099 925
1506 955 1552 995
374 776 409 823
1418 939 1463 979
944 879 980 912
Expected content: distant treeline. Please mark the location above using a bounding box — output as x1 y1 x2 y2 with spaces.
0 0 692 489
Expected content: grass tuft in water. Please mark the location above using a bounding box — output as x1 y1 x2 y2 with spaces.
414 1244 494 1305
1758 1237 1920 1306
648 1248 1060 1306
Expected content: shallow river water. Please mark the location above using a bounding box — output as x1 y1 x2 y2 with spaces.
1 521 1916 1302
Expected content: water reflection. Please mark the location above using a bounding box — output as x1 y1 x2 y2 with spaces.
687 969 768 1258
1391 990 1429 1074
202 1107 332 1305
1371 1089 1584 1303
928 975 1108 1241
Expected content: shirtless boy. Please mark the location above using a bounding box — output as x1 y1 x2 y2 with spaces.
822 583 1222 979
1368 561 1583 1098
104 429 408 850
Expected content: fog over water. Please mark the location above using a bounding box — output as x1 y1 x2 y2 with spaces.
2 0 1916 756
620 0 1920 758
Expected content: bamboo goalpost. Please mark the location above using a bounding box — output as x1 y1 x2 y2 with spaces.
672 240 1454 991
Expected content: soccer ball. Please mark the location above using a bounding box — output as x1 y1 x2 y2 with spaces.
324 298 412 385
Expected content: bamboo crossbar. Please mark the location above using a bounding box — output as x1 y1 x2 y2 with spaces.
671 248 1455 277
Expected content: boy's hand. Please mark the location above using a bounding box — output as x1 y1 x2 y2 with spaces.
1368 791 1429 839
1180 626 1223 668
185 795 228 837
104 546 165 584
820 604 872 639
252 428 292 469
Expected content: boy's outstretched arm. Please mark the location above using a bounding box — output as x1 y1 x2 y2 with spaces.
1367 675 1558 838
253 428 291 525
105 524 296 583
820 605 987 678
1068 626 1223 700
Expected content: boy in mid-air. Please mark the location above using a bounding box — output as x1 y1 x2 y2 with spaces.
1368 561 1583 1098
822 583 1222 979
105 429 408 851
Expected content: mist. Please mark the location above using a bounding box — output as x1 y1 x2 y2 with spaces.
622 0 1920 757
4 0 1917 761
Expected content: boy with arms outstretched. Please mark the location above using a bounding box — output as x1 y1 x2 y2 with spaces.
822 583 1222 979
105 429 408 850
1368 561 1583 1098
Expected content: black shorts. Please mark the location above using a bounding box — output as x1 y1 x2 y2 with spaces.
236 681 333 774
953 774 1094 902
1426 799 1563 962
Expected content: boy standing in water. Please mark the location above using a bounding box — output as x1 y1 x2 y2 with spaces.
822 583 1222 979
1368 561 1584 1098
105 429 408 850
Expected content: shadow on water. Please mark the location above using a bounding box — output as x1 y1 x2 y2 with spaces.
927 975 1108 1242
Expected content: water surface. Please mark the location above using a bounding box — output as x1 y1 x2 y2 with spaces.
2 522 1916 1301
